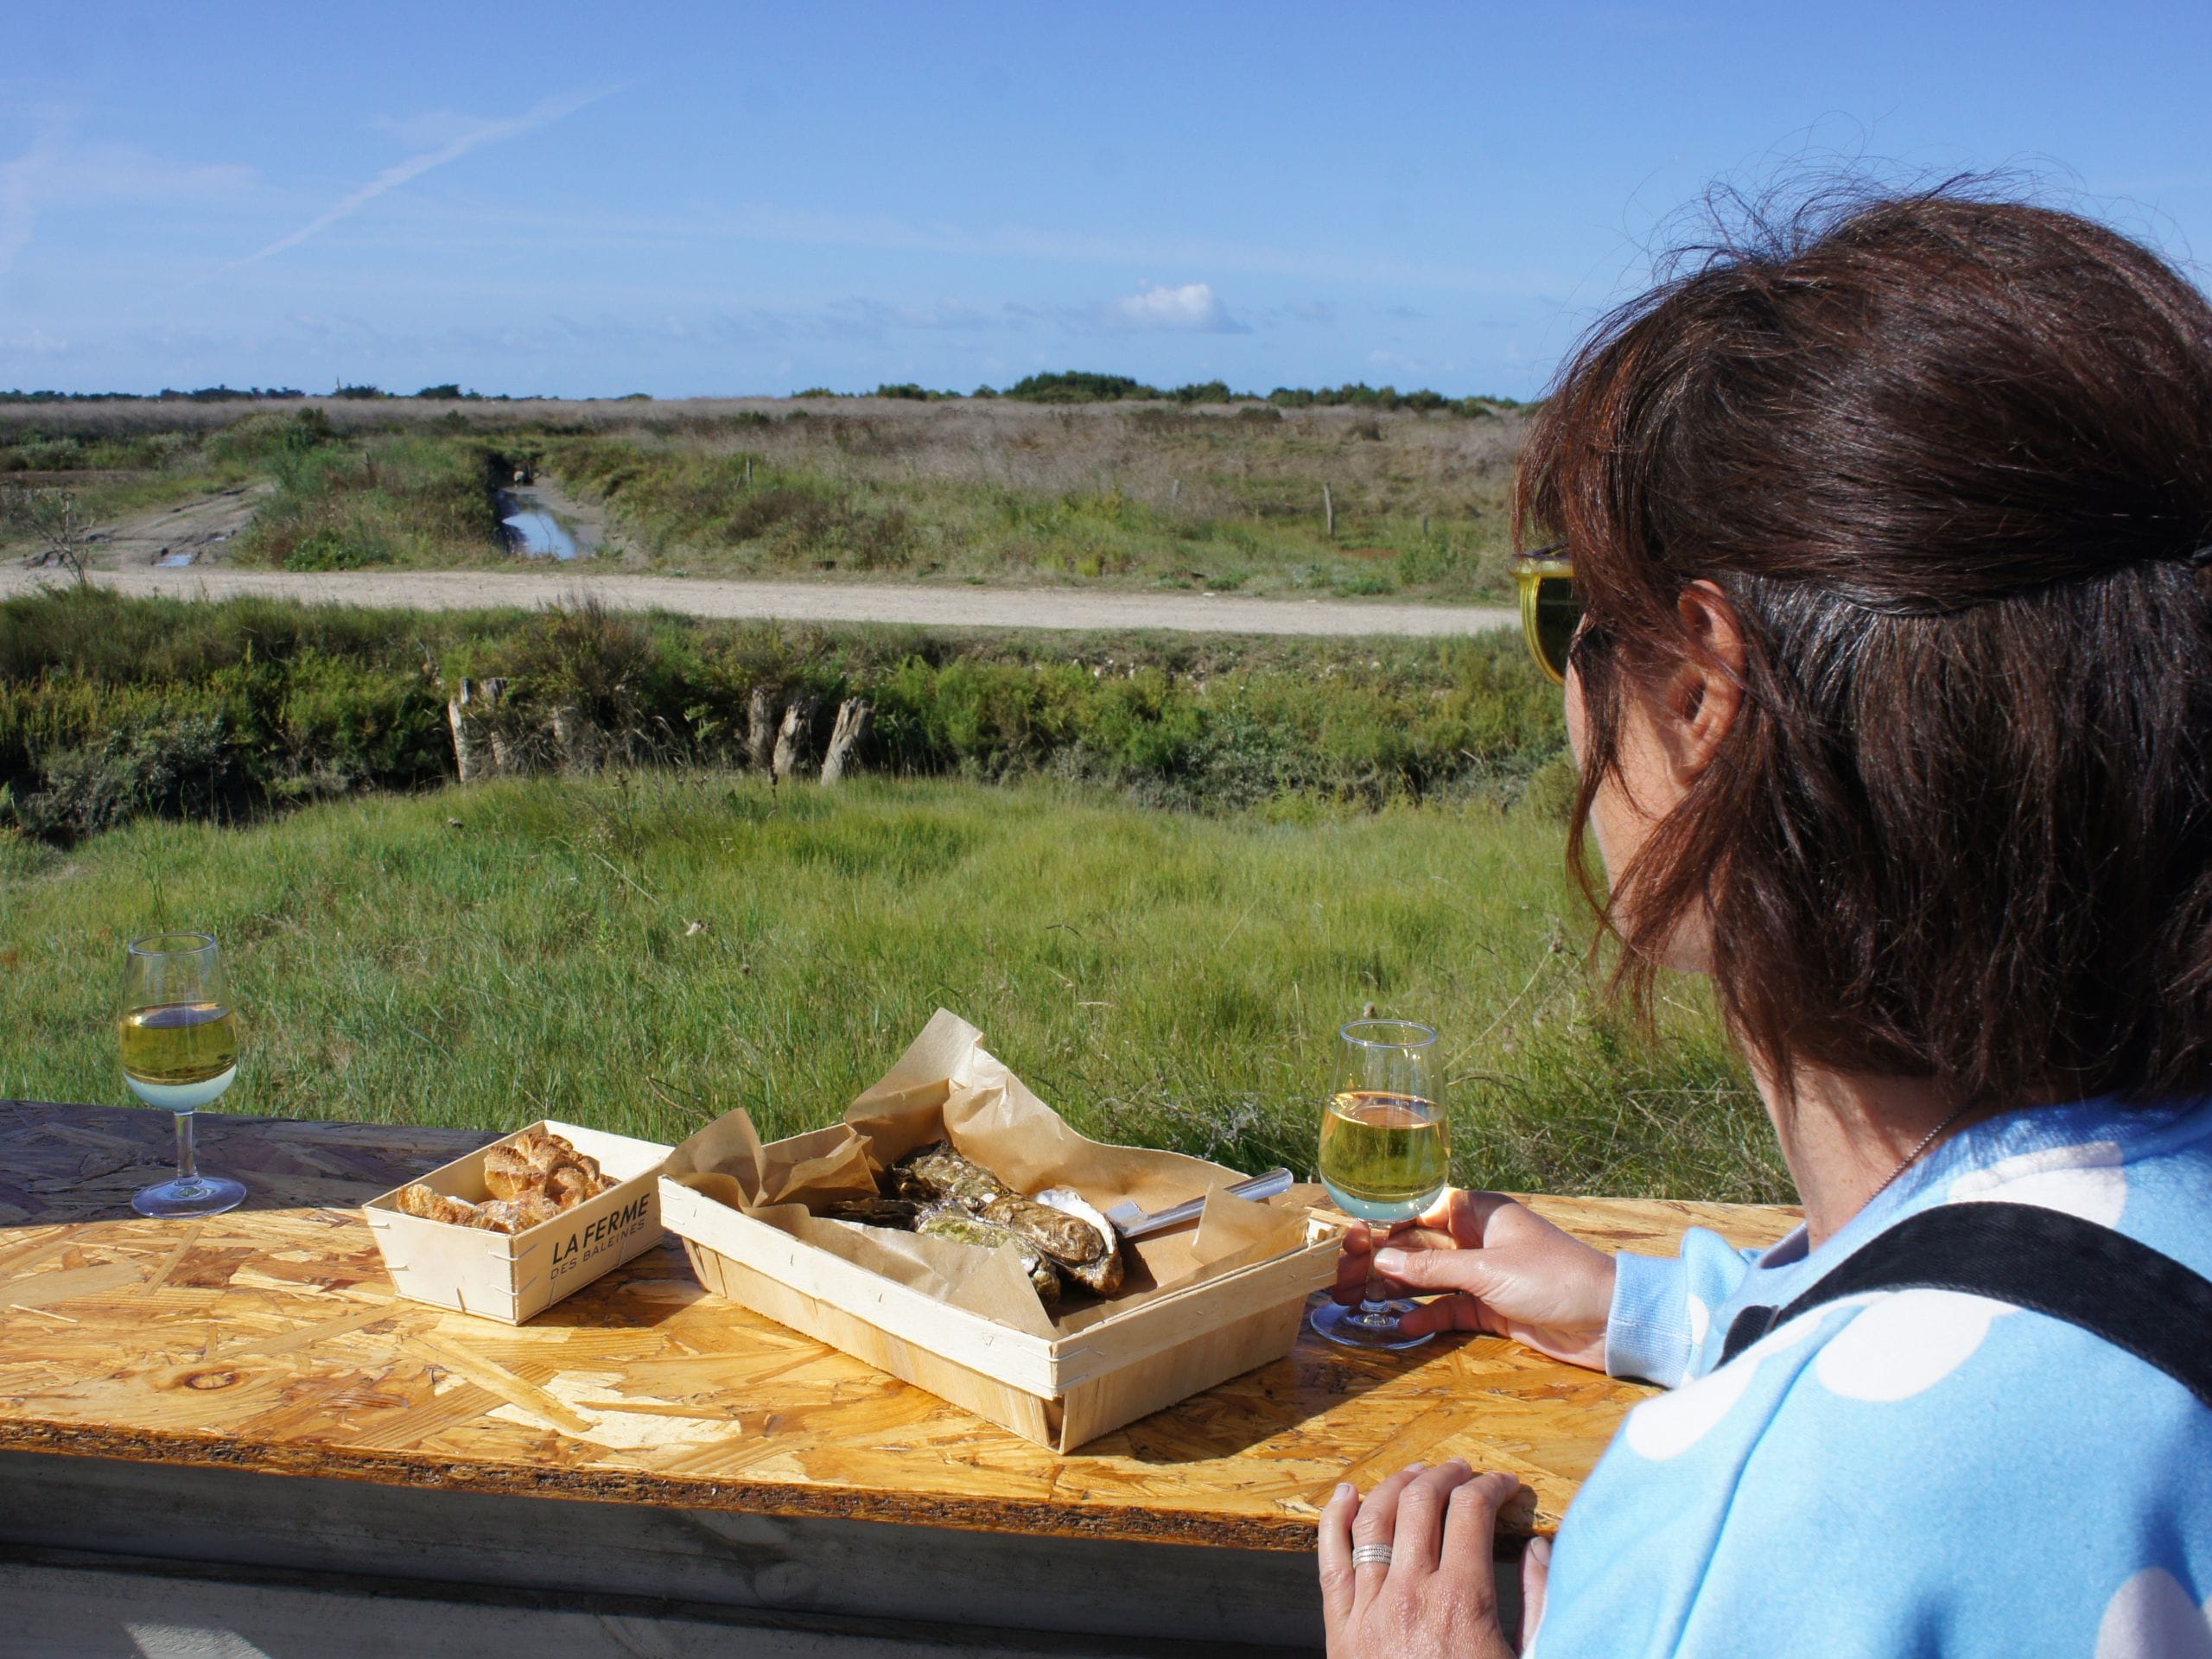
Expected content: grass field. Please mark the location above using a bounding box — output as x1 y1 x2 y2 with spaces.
0 772 1789 1204
2 396 1529 600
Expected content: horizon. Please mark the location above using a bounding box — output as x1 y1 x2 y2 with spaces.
6 2 2209 402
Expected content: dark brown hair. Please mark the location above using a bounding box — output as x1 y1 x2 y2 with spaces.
1516 186 2212 1107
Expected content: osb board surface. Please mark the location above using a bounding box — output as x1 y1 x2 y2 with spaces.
0 1099 1800 1550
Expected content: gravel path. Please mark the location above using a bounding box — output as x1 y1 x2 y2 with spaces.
1 564 1517 638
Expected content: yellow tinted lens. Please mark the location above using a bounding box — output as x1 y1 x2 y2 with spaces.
1533 576 1580 682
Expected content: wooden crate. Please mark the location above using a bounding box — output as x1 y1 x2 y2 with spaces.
363 1121 667 1324
661 1176 1343 1452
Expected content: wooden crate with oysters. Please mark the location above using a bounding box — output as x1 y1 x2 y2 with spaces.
658 1010 1346 1451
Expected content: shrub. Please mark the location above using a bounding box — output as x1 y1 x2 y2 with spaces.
283 526 392 571
4 713 232 841
1517 752 1581 823
0 592 1567 841
207 408 336 470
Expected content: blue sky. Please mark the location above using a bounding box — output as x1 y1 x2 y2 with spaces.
4 2 2208 399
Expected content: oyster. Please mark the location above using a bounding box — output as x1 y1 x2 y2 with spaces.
1032 1186 1126 1295
822 1196 924 1228
979 1192 1109 1268
890 1141 1008 1208
891 1141 1122 1296
915 1202 1062 1306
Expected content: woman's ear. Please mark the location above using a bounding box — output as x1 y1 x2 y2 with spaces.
1656 581 1748 784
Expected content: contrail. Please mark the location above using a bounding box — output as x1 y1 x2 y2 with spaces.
238 86 614 265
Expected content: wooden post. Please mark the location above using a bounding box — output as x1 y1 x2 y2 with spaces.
772 696 818 783
1323 484 1334 540
552 705 595 772
1421 512 1431 540
482 679 514 776
820 699 872 785
446 677 509 783
744 456 753 488
745 688 775 772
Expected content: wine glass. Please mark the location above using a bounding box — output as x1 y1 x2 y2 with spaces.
1311 1018 1449 1351
120 933 247 1218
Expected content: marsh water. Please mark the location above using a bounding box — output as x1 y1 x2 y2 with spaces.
497 490 585 560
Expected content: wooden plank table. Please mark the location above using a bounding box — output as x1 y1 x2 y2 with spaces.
0 1100 1798 1656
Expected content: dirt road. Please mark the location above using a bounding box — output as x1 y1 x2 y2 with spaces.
68 485 272 568
0 563 1517 638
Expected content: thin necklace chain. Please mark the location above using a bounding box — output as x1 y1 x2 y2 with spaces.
1864 1100 1977 1207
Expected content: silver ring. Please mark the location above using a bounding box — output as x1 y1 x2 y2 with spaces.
1351 1543 1394 1568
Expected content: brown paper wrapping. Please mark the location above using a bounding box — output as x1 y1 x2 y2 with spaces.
663 1008 1315 1337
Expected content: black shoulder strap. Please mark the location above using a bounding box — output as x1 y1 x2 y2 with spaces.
1718 1199 2212 1408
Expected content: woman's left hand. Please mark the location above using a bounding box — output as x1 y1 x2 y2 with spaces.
1318 1459 1550 1658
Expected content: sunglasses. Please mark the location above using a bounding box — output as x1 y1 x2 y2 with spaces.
1513 543 1580 684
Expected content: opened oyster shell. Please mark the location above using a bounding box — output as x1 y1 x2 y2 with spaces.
887 1140 1124 1299
1031 1185 1125 1295
914 1202 1063 1306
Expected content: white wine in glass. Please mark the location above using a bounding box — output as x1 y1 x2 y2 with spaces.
121 933 246 1218
1311 1019 1448 1351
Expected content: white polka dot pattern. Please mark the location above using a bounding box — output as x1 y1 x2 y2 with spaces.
1812 1290 2015 1402
1948 1141 2127 1226
1624 1309 1825 1461
2095 1567 2212 1659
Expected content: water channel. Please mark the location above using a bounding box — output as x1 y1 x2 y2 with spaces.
497 488 587 560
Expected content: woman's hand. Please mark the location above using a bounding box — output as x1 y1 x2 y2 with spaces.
1332 1190 1618 1370
1318 1459 1551 1658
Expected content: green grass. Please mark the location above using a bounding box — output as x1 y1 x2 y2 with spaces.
537 428 1517 599
531 409 1522 598
3 399 1529 599
236 429 501 571
0 772 1788 1203
1 588 1570 840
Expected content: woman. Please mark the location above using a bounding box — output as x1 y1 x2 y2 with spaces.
1318 188 2212 1658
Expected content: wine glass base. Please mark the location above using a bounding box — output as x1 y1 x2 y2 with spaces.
132 1175 246 1219
1310 1298 1434 1351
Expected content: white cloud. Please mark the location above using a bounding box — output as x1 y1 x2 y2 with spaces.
371 110 521 152
1097 281 1248 334
238 86 617 266
0 126 254 273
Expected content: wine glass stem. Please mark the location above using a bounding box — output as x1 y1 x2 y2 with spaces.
1357 1265 1394 1326
174 1112 198 1184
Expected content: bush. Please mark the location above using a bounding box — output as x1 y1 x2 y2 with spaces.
4 713 232 840
207 408 336 470
1517 752 1582 823
283 526 392 571
0 590 1567 841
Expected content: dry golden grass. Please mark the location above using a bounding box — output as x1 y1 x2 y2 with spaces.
3 396 1534 596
